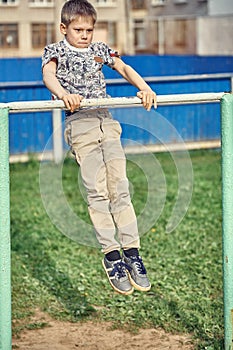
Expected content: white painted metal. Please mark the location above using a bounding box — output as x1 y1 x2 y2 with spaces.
52 109 63 164
0 92 226 112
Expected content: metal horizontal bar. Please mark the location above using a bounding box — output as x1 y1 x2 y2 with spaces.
0 73 232 88
0 93 226 113
108 73 233 85
0 81 44 88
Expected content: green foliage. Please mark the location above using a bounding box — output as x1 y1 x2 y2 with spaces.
10 150 223 349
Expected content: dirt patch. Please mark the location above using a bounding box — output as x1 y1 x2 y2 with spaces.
12 310 194 350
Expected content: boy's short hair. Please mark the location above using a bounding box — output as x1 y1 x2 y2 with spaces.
61 0 97 26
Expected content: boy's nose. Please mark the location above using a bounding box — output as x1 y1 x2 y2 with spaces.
82 31 87 39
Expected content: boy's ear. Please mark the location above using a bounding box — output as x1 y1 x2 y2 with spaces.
60 23 67 35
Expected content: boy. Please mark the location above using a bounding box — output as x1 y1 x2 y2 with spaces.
42 0 156 295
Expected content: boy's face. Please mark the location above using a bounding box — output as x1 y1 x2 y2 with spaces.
60 16 94 48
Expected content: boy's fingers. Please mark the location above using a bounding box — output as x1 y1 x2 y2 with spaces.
62 94 82 112
62 96 72 110
136 91 143 99
137 91 157 111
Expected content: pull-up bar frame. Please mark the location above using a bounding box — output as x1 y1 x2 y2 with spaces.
0 93 232 350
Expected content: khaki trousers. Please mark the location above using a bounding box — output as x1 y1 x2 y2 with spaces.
64 110 140 254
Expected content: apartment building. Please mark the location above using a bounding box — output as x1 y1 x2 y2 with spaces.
0 0 127 57
141 0 207 54
0 0 60 58
0 0 233 58
147 0 233 55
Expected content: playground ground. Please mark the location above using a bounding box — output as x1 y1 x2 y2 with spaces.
12 309 194 350
10 150 223 349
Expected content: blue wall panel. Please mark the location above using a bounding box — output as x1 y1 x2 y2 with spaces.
1 55 233 83
0 58 42 82
110 102 221 147
2 83 53 154
0 55 232 155
103 55 233 78
106 76 224 147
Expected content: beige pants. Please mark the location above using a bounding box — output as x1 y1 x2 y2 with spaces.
64 110 140 254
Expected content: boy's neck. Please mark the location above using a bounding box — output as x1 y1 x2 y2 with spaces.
64 37 90 52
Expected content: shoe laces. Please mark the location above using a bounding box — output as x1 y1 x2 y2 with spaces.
110 261 132 279
130 256 147 275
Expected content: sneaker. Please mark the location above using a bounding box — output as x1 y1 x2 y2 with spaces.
122 252 151 292
102 257 134 295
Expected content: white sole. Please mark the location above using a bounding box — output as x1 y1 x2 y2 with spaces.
102 259 134 296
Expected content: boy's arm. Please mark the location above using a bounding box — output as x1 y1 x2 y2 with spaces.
42 59 83 112
112 57 157 111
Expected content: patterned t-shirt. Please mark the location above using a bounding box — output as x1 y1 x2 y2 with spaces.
42 39 118 99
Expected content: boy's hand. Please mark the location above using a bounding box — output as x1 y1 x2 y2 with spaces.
61 94 83 112
137 90 157 111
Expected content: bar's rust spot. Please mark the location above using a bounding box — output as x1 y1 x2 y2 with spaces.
226 256 229 263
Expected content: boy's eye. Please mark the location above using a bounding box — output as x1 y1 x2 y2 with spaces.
75 29 93 33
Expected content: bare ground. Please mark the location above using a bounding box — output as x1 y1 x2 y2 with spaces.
12 310 195 350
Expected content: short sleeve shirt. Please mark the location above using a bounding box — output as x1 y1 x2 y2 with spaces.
42 39 117 99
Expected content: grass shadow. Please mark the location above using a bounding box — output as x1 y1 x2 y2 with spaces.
12 229 95 319
10 159 96 322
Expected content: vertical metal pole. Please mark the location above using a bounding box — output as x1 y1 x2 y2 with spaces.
158 17 165 55
221 93 233 350
0 108 11 350
52 109 63 164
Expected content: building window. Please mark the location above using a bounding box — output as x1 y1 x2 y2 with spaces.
173 0 187 3
0 23 18 48
28 0 53 6
134 19 146 50
31 23 55 48
132 0 146 9
95 0 116 6
0 0 18 4
174 20 187 47
95 21 117 47
151 0 165 6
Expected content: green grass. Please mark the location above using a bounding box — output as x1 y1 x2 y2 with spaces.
11 150 223 349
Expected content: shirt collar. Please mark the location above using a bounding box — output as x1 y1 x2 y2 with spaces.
63 38 89 53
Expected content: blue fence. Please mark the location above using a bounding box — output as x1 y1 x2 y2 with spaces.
0 55 233 156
